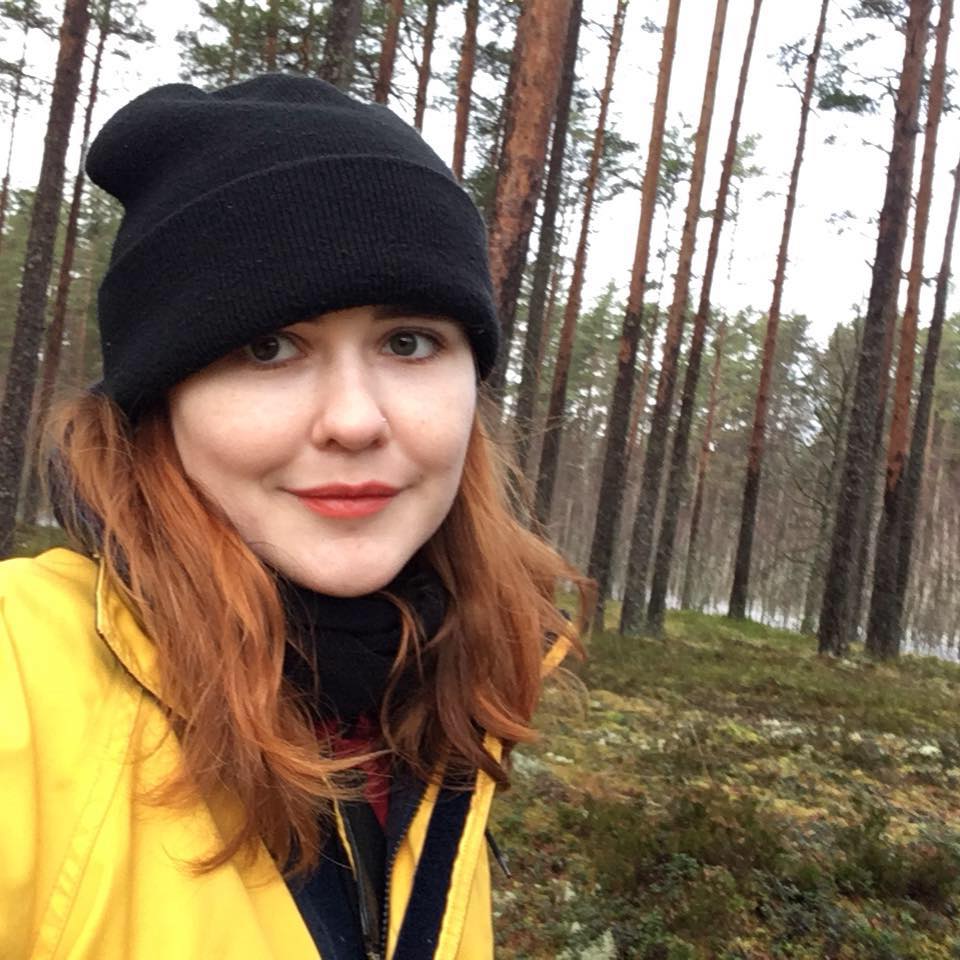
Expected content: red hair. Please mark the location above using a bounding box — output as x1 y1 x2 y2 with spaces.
46 390 590 873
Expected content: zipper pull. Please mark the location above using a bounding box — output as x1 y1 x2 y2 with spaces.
485 829 512 879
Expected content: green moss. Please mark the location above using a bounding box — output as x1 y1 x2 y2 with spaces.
493 609 960 958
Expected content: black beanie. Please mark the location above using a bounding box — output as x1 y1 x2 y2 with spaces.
85 73 499 417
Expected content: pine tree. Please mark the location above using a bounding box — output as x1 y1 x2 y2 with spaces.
0 0 91 556
818 0 933 655
728 0 829 620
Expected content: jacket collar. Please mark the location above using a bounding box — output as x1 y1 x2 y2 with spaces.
94 557 173 711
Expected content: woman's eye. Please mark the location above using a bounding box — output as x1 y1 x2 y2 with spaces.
385 330 440 360
242 334 300 365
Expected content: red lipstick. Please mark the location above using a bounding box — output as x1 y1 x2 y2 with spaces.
287 482 399 519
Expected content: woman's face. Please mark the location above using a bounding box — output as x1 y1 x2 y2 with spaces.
169 304 477 596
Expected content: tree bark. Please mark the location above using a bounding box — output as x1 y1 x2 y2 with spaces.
627 307 661 461
867 0 952 659
485 0 573 393
413 0 439 131
0 29 30 257
264 0 281 70
645 0 762 636
893 163 960 639
300 0 316 73
818 0 932 655
374 0 404 104
0 0 91 556
620 0 730 635
534 0 627 528
22 1 111 527
227 0 245 82
586 0 682 608
728 0 829 620
681 320 727 611
451 0 479 179
513 0 583 476
319 0 363 90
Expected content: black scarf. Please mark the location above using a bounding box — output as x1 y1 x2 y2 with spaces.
279 559 448 725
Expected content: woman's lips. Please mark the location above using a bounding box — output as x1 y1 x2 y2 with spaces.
287 482 399 519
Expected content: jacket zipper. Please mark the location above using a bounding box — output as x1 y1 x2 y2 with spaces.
378 779 423 959
338 805 384 960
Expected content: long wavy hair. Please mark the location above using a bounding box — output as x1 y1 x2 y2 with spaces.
46 389 590 874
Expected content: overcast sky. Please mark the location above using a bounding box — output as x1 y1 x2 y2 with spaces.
3 0 958 345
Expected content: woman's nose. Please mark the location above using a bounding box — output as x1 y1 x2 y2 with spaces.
308 358 389 451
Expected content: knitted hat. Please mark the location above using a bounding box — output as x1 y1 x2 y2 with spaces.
85 73 499 417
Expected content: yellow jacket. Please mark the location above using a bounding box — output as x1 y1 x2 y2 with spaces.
0 548 545 960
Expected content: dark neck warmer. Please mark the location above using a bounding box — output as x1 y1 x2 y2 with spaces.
279 559 448 726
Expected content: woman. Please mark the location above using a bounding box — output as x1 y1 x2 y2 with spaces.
0 75 587 959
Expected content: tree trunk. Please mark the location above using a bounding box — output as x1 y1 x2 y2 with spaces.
451 0 479 179
534 0 627 528
801 355 855 635
226 0 245 82
847 299 898 642
70 261 96 387
22 2 111 527
319 0 363 90
681 320 727 611
818 0 931 655
413 0 439 131
485 0 573 393
374 0 404 104
514 0 583 476
728 0 829 620
627 307 661 461
645 0 762 636
586 0 682 608
620 0 730 635
0 30 29 256
0 0 91 556
894 164 960 638
867 0 952 660
300 0 316 73
264 0 280 70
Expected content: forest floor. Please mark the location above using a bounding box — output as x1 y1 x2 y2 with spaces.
491 607 960 960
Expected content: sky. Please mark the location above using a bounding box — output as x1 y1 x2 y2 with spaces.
2 0 958 346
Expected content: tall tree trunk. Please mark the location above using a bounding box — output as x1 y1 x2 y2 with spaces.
0 0 91 556
646 0 762 635
514 0 583 476
620 0 730 634
264 0 281 69
534 0 627 528
818 0 932 655
413 0 439 131
300 0 316 73
451 0 479 179
681 320 727 611
22 2 111 526
319 0 363 90
374 0 404 103
586 0 682 609
627 307 661 461
0 30 29 256
728 0 829 620
70 261 95 387
485 0 573 393
893 163 960 636
847 299 898 641
227 0 245 82
867 0 952 659
801 343 855 635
